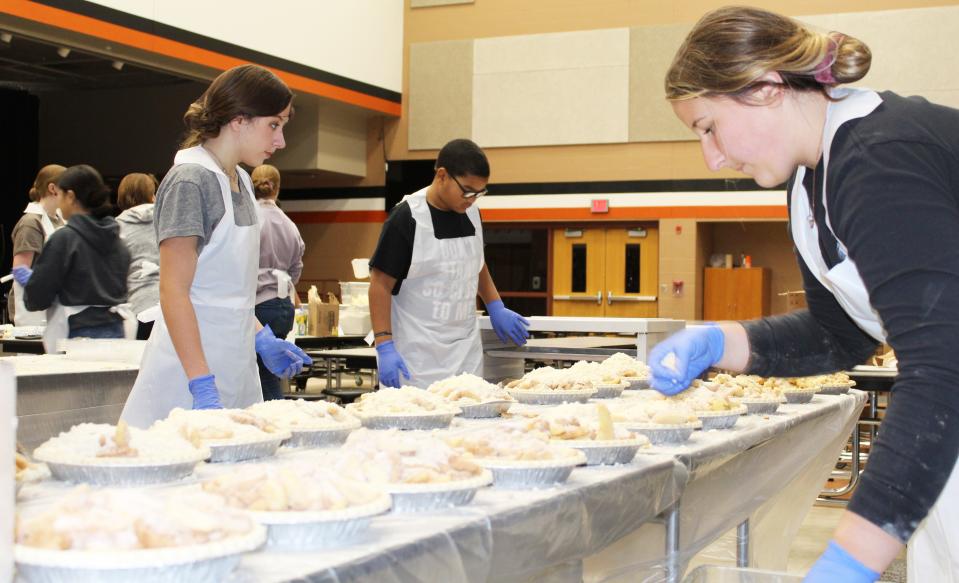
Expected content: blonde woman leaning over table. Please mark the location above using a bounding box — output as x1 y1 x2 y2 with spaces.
121 65 311 428
648 7 959 583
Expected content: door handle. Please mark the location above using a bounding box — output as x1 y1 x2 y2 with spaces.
554 291 603 305
607 291 658 304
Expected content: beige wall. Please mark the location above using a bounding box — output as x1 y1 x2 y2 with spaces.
295 222 383 300
707 221 804 316
392 0 959 183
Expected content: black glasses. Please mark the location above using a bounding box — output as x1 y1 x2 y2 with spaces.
449 174 488 199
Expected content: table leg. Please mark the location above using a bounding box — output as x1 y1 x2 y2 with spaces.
325 357 332 391
736 519 749 568
665 501 681 583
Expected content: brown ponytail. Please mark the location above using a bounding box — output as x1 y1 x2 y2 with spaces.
28 164 66 202
251 164 281 199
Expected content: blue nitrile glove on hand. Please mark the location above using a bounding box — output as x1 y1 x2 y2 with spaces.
376 340 410 388
12 266 32 286
254 325 313 378
648 325 725 395
487 300 530 346
188 374 223 410
805 541 880 583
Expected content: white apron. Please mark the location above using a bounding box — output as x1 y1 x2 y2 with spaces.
791 87 959 582
42 302 134 354
389 188 484 388
121 146 262 428
13 203 59 326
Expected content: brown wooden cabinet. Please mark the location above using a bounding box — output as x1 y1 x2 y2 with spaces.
704 267 770 320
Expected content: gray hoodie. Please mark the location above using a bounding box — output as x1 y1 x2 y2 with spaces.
116 203 160 315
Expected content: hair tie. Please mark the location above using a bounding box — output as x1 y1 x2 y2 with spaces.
813 34 845 85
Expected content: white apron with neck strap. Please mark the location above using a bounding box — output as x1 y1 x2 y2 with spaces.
121 146 262 428
791 88 959 582
13 203 60 327
389 188 484 388
790 87 886 342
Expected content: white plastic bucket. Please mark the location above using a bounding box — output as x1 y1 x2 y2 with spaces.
351 258 370 279
339 282 371 306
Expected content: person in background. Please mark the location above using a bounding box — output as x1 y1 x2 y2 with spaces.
116 172 160 340
653 7 959 582
11 164 130 351
368 139 529 389
252 163 305 401
8 164 66 326
121 65 311 428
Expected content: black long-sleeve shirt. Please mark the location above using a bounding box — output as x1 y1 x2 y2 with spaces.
24 214 130 329
744 91 959 542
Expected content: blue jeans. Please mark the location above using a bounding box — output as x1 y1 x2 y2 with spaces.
69 321 125 339
255 297 295 401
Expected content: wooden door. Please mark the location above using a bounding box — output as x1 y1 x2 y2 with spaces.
551 228 606 317
605 226 659 317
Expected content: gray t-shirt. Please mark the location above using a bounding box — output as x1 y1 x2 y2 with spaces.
154 164 257 254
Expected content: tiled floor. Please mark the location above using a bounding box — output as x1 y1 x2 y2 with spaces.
689 503 907 582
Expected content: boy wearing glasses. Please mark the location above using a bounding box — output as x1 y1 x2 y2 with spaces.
368 139 529 389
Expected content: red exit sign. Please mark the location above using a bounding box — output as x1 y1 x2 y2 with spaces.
591 199 609 213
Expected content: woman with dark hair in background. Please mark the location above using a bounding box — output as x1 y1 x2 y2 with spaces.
252 163 305 401
11 164 130 352
116 172 160 340
121 64 311 428
8 164 66 326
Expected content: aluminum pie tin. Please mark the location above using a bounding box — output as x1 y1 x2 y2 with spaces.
783 388 819 404
283 421 360 448
208 435 288 463
358 412 456 430
248 494 391 550
384 471 493 512
819 384 852 395
557 438 647 466
624 421 702 445
457 400 513 419
623 377 650 391
15 523 266 583
33 447 209 487
592 383 627 399
696 405 748 431
738 398 784 415
477 451 587 489
507 388 596 405
42 460 202 487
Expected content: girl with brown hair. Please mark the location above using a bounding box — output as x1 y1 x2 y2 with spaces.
650 6 959 582
116 172 160 339
122 64 310 427
8 164 65 325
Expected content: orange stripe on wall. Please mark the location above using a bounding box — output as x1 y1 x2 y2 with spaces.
480 205 788 222
2 0 401 116
288 210 388 224
286 206 787 224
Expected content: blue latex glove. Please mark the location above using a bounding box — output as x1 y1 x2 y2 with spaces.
376 340 410 388
648 325 725 395
486 300 530 346
188 374 223 410
805 541 880 583
254 325 313 378
11 266 32 286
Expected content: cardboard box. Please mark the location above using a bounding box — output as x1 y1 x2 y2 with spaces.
781 290 807 312
307 286 339 337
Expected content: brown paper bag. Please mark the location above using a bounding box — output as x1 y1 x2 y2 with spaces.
307 287 339 337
